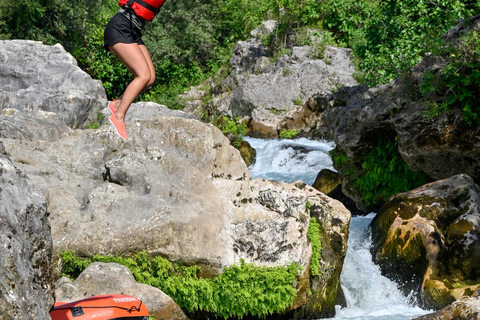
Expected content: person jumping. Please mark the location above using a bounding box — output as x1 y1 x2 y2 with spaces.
104 0 166 139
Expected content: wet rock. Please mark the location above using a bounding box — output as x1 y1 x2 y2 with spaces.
312 169 363 216
312 169 340 195
238 139 256 167
413 285 480 320
370 174 480 310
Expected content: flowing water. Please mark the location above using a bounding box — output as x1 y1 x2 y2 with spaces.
244 137 431 320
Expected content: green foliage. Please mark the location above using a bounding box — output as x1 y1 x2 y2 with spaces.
321 0 479 85
329 134 432 207
59 251 93 280
267 0 323 51
270 108 284 115
279 129 298 139
308 30 339 59
59 251 300 319
0 0 116 52
5 0 478 115
354 133 431 206
422 30 480 125
215 116 248 148
307 217 322 277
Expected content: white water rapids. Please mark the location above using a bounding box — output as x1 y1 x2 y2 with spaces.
244 137 431 320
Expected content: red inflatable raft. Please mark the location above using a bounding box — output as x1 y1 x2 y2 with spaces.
50 294 149 320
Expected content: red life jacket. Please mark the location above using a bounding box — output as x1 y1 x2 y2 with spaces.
118 0 166 21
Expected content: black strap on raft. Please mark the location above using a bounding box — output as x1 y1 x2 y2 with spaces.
127 0 161 15
54 300 144 317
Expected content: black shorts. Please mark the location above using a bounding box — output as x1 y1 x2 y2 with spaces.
104 12 145 51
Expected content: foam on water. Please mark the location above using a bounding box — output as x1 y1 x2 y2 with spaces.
244 137 431 320
325 214 429 320
244 137 335 185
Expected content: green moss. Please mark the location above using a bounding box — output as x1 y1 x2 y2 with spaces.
307 217 323 277
59 251 300 319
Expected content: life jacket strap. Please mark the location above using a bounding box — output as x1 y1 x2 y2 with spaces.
127 0 161 15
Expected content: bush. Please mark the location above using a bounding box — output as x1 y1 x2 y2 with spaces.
320 0 478 85
59 251 300 319
422 29 480 125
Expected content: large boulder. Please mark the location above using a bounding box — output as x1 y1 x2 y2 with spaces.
214 179 350 318
0 40 107 132
182 30 358 139
0 108 72 141
3 116 249 275
0 141 54 319
370 174 480 310
3 113 351 318
55 262 188 320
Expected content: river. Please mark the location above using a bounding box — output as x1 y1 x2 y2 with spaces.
244 137 431 320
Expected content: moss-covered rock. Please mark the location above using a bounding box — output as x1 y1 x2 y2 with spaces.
371 174 480 310
238 139 256 167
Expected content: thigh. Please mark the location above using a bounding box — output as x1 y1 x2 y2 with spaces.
109 43 151 77
139 44 155 78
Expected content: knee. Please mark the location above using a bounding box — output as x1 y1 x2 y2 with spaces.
135 72 151 88
146 73 155 88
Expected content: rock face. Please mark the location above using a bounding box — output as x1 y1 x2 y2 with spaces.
182 29 358 138
55 262 188 320
0 141 54 319
319 15 480 210
0 40 106 131
214 179 350 318
370 174 480 310
3 117 249 275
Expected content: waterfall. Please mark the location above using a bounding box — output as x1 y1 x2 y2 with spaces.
244 137 430 320
245 137 335 186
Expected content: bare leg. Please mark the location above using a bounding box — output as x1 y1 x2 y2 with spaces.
109 43 155 123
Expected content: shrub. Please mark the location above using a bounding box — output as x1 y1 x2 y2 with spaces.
214 116 248 148
321 0 478 85
59 251 300 319
422 30 480 125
